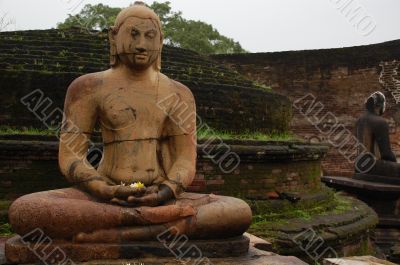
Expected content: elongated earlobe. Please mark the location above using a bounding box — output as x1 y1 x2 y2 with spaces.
154 34 164 71
109 26 118 67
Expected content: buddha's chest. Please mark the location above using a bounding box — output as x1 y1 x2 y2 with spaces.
99 87 167 133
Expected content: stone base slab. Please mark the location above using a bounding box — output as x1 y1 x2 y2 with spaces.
73 248 308 265
354 173 400 186
324 255 397 265
322 176 400 194
5 235 252 264
1 246 307 265
0 234 308 265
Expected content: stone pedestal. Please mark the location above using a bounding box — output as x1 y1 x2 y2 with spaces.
0 234 308 265
322 175 400 261
5 235 250 264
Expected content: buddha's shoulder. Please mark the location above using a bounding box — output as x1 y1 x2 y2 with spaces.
360 112 389 128
160 74 194 101
374 116 389 127
67 71 105 96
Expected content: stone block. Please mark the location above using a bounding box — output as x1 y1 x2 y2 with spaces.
5 235 250 264
323 256 397 265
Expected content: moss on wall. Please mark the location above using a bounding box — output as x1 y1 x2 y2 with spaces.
0 29 292 133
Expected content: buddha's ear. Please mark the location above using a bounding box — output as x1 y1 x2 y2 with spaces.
109 26 118 67
155 30 164 71
159 29 164 46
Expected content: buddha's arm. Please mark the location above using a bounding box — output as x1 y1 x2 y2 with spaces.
58 75 117 200
375 121 397 162
163 133 197 197
162 82 197 197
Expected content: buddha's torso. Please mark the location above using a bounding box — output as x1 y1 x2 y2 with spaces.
93 71 177 185
356 111 386 159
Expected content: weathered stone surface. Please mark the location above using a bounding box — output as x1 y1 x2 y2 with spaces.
0 237 6 265
322 176 400 193
0 234 308 265
323 256 397 265
5 235 250 264
249 195 378 263
73 251 309 265
390 243 400 263
323 176 400 260
244 233 272 252
354 173 400 186
0 240 307 265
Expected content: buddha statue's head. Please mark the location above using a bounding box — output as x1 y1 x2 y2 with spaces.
109 2 163 71
365 91 386 116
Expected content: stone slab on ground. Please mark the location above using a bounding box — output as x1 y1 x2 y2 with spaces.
244 232 273 252
323 256 397 265
5 235 250 264
0 238 7 265
2 247 308 265
390 243 400 263
322 176 400 193
0 234 308 265
75 248 308 265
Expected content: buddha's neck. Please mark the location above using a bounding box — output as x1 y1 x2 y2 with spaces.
115 64 158 82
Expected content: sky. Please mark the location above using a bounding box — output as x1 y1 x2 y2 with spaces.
0 0 399 53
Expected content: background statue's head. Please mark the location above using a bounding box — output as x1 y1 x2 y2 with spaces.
109 1 163 71
365 91 386 115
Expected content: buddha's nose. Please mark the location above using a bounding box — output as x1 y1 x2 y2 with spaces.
135 37 147 53
135 47 146 54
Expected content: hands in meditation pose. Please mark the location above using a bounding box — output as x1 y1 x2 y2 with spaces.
8 2 252 243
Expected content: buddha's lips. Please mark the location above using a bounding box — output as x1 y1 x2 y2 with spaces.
120 52 149 60
119 50 160 55
135 54 147 59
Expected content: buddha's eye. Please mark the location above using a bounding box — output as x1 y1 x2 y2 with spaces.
131 29 140 38
145 31 156 39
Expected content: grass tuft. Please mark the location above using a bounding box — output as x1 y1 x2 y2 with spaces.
0 126 302 142
0 223 13 236
0 126 56 136
197 127 300 141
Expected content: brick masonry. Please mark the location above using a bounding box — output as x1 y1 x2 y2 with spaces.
0 29 291 134
0 138 328 202
213 40 400 176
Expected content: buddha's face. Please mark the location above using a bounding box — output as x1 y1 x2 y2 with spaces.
114 17 161 70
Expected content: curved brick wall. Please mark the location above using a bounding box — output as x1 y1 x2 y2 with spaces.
213 40 400 176
0 29 291 134
0 136 327 201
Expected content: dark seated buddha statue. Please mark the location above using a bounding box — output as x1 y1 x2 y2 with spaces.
355 91 400 184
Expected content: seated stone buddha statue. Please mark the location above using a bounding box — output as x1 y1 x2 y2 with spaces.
355 91 400 181
8 2 252 243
